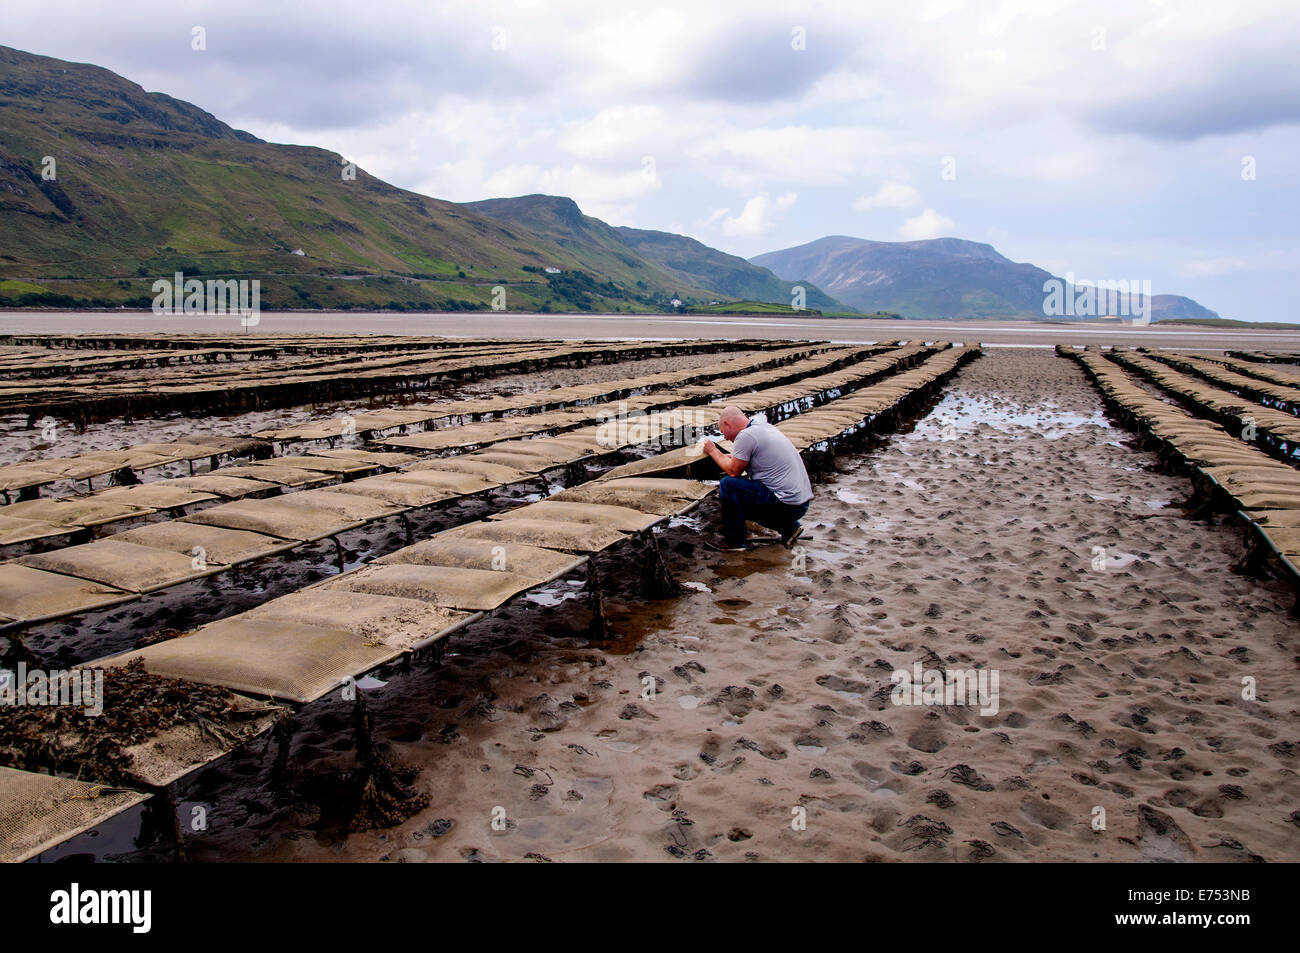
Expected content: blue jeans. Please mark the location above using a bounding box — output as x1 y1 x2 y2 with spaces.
718 476 809 545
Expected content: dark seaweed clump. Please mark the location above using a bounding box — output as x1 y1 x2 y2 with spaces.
0 658 249 786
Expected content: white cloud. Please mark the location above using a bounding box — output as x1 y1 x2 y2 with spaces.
899 208 956 240
692 124 896 191
1179 248 1300 278
720 191 797 237
1180 256 1253 278
853 182 922 211
558 105 675 162
570 8 694 94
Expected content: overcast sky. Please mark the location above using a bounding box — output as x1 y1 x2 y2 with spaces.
6 1 1297 319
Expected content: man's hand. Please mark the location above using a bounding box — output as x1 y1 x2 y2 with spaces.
700 438 746 476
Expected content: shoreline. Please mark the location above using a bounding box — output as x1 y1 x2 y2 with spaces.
5 312 1300 349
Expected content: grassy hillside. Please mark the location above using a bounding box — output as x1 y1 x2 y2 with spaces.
688 300 820 315
0 49 551 309
463 194 853 313
613 225 849 312
0 46 752 314
1157 317 1300 330
461 194 712 309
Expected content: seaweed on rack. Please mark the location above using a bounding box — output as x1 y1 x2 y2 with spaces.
0 658 258 787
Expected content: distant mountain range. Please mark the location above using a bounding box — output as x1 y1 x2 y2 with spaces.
0 44 1219 321
752 235 1219 322
464 195 843 312
0 45 846 314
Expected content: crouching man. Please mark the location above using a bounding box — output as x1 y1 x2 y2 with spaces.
701 406 813 551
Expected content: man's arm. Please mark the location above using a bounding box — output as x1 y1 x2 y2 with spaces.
702 440 748 477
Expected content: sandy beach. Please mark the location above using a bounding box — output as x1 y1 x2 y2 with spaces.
84 347 1293 863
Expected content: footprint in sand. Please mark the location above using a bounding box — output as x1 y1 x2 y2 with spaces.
907 725 947 754
643 783 678 807
1018 796 1073 831
795 734 827 754
816 674 870 694
708 685 760 717
1137 805 1194 861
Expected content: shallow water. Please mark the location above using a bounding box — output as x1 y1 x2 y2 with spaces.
916 391 1112 442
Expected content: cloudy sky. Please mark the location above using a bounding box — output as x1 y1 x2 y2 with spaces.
6 0 1298 319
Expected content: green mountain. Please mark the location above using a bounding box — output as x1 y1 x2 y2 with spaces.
464 194 849 312
1147 294 1221 322
460 194 715 307
0 47 544 310
613 224 847 312
0 44 828 314
752 235 1220 321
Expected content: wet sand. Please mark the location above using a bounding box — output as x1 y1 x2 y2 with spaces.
5 311 1300 350
143 348 1299 863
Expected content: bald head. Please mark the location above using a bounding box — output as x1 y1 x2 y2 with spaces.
718 406 749 441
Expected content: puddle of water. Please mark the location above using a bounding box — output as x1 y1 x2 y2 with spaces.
677 695 700 709
914 393 1112 442
524 584 582 608
1090 550 1141 570
871 471 927 492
